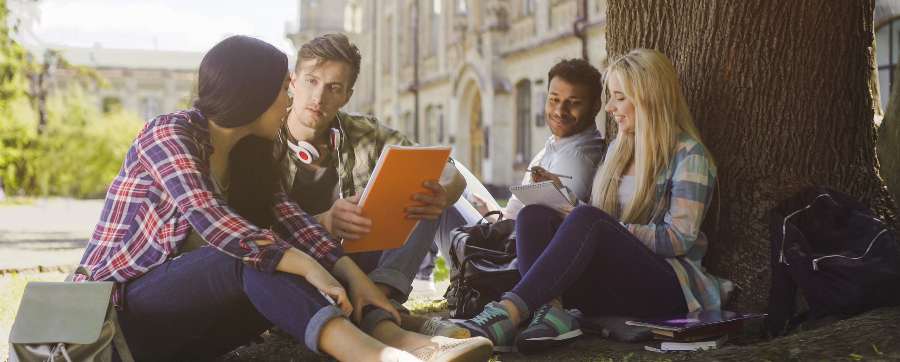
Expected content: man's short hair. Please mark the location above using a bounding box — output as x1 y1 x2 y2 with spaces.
297 33 362 90
547 58 603 105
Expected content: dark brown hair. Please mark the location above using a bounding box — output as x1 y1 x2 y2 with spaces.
297 33 362 89
194 35 287 128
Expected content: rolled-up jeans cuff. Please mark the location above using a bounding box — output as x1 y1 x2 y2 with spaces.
502 292 532 319
304 304 344 354
369 268 413 302
360 307 396 334
391 299 410 315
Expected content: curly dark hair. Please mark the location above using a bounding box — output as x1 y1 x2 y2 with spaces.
547 58 604 109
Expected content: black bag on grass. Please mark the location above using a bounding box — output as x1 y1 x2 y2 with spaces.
444 211 521 319
766 187 900 336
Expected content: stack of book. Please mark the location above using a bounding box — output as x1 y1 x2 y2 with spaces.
626 310 765 353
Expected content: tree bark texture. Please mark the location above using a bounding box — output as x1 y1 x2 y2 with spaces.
607 0 897 311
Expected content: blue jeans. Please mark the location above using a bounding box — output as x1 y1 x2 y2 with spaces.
118 246 343 361
354 196 485 297
503 204 688 318
349 217 444 303
329 216 454 331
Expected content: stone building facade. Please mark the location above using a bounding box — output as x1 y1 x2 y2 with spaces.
287 0 609 187
49 46 202 121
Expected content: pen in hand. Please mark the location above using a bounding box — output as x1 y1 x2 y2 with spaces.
527 167 573 179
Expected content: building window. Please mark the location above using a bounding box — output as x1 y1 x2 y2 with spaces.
534 78 546 127
102 96 122 114
383 15 393 74
401 4 415 66
354 4 363 32
877 18 900 108
344 2 363 33
423 105 444 145
438 112 445 143
456 0 467 15
515 79 532 166
434 0 443 14
411 3 417 61
521 0 535 17
141 97 160 120
424 105 435 145
428 0 441 57
547 1 555 30
402 111 415 139
344 4 354 32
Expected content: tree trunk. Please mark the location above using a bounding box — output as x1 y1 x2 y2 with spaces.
607 0 897 311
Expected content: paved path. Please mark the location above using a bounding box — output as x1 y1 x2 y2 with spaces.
0 198 102 272
0 198 448 295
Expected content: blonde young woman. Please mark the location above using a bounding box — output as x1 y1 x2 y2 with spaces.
458 49 727 354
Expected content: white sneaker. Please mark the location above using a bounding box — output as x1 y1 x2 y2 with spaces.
419 317 471 339
380 347 423 362
409 336 493 362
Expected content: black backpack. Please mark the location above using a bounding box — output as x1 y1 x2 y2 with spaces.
444 211 521 319
766 187 900 336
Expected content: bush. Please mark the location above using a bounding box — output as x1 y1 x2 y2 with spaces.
0 96 37 193
30 85 142 197
1 84 143 198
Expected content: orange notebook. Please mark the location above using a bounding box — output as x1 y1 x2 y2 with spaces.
342 145 452 253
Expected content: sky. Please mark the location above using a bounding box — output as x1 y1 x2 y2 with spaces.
23 0 299 54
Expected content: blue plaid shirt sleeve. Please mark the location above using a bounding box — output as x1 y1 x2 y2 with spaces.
626 141 716 258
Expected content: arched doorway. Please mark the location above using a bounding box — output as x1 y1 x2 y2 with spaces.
469 93 484 179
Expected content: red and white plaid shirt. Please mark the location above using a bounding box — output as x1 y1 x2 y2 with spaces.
76 109 343 306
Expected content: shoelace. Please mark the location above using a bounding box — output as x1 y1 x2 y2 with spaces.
471 305 507 326
421 317 440 335
531 304 552 326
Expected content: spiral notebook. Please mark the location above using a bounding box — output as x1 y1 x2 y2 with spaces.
509 181 575 209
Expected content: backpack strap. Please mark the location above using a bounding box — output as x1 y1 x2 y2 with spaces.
108 309 135 362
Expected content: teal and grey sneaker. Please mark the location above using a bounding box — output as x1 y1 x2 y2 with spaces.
456 302 518 352
515 303 583 354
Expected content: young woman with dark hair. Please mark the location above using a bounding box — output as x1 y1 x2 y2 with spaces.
76 35 491 362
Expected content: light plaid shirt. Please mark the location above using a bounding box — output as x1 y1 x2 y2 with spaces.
624 133 726 312
77 109 343 306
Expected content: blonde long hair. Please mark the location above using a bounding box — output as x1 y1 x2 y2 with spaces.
591 49 707 223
